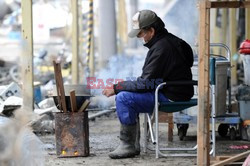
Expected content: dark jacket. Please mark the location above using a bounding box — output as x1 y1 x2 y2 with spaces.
114 29 194 101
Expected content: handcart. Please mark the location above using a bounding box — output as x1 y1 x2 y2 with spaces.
174 43 241 142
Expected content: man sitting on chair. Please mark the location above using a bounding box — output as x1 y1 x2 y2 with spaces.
102 9 194 159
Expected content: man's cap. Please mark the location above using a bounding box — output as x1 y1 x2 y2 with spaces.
128 10 158 38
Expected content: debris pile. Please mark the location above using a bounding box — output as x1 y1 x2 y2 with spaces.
0 110 45 166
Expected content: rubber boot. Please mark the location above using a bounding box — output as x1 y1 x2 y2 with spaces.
108 124 137 159
135 117 140 155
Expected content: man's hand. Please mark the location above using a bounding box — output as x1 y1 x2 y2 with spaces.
102 88 115 97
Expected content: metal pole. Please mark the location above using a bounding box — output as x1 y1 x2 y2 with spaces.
229 4 237 85
128 0 138 48
21 0 34 112
98 0 117 68
212 84 216 157
246 5 250 39
79 1 84 83
117 0 128 53
210 8 221 54
88 109 115 120
87 0 94 77
72 0 79 84
154 82 166 159
143 114 148 153
222 7 228 55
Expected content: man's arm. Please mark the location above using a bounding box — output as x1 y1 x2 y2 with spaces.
113 47 170 94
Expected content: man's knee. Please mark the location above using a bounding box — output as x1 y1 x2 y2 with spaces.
116 91 133 104
116 92 137 125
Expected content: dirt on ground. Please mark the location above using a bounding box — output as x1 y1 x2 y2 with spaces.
40 112 250 166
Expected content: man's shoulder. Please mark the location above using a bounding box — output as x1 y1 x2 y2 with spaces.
151 35 171 50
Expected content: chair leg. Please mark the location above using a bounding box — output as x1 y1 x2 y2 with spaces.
143 114 148 153
145 111 199 157
155 109 159 158
147 114 156 144
211 84 216 156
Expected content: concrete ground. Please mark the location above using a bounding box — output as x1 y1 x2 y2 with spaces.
40 112 249 166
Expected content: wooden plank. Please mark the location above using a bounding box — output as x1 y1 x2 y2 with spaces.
78 99 90 112
53 62 63 111
216 156 232 161
229 4 238 85
71 0 79 84
53 61 67 113
70 90 77 112
168 113 173 142
212 151 250 166
246 7 250 39
158 111 168 123
157 112 173 141
21 0 34 112
57 62 67 113
207 1 250 8
211 155 233 163
55 77 62 111
197 1 210 165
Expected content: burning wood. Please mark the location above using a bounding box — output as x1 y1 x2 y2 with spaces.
53 61 90 157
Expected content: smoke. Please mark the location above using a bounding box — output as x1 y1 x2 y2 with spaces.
0 109 45 166
162 0 198 45
89 53 145 109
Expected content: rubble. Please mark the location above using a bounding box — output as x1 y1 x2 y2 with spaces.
0 96 22 117
0 92 58 134
32 98 60 134
0 110 45 166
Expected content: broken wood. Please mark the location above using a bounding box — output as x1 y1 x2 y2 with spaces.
214 156 231 161
78 99 90 112
207 1 250 8
168 113 173 142
211 151 250 166
70 90 77 113
211 155 232 165
53 61 67 113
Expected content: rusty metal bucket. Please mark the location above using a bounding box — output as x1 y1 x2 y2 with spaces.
54 112 89 157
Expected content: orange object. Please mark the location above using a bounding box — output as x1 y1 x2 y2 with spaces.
243 120 250 127
61 150 67 155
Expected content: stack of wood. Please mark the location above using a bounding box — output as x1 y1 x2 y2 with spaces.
53 61 90 113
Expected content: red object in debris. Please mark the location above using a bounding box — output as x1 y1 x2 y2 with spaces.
240 39 250 54
229 145 250 150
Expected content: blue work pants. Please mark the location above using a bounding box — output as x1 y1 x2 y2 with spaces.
116 91 169 125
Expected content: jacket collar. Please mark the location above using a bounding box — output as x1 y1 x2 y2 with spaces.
144 28 169 49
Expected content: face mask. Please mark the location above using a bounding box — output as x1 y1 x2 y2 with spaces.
138 33 147 44
139 37 147 44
